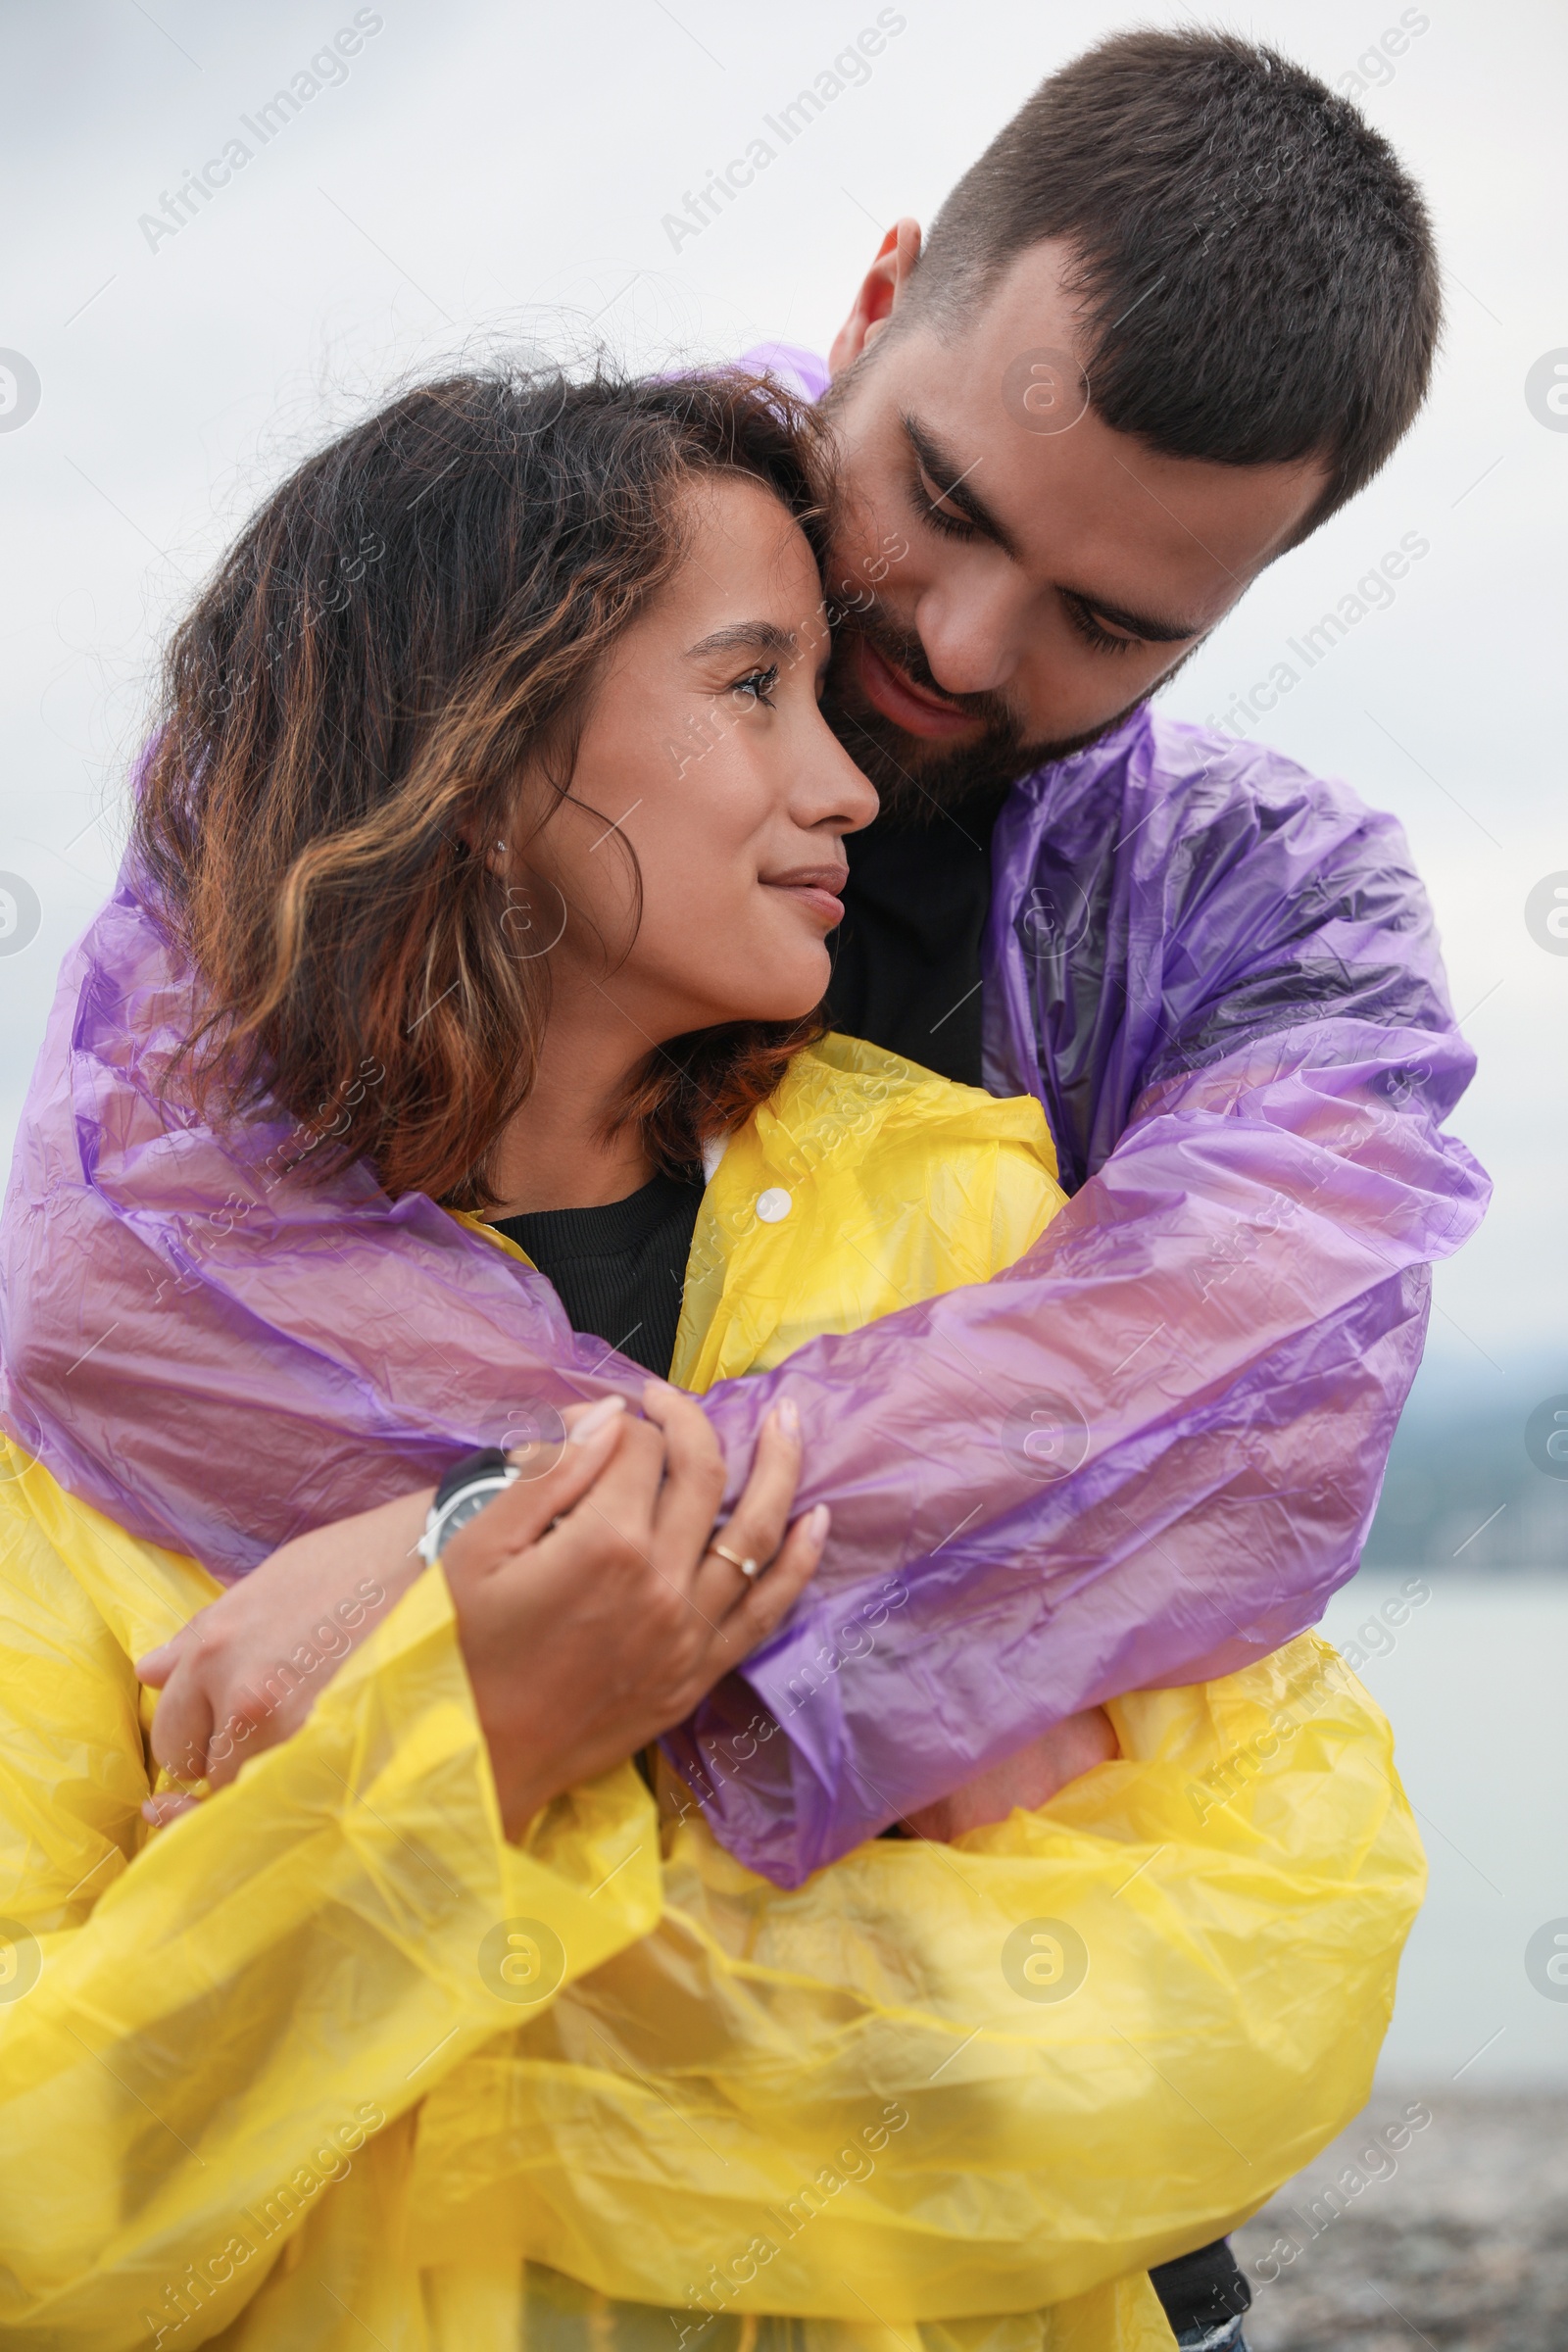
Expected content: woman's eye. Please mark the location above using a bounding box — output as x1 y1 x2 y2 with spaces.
731 664 779 708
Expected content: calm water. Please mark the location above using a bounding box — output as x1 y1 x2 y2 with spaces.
1319 1570 1568 2085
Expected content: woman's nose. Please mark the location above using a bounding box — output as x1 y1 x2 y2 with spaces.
810 727 880 834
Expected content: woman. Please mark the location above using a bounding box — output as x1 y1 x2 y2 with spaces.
0 368 1421 2350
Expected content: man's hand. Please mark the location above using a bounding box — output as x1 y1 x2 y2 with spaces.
902 1708 1119 1841
138 1487 430 1806
139 1384 826 1839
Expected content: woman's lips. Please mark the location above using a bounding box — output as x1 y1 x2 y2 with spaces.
855 635 982 741
763 870 848 927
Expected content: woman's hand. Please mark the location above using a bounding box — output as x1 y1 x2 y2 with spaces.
442 1383 826 1837
139 1384 825 1839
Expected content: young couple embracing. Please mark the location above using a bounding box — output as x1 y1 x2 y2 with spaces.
0 28 1485 2352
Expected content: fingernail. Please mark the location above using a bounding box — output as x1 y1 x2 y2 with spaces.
775 1397 800 1439
141 1793 194 1826
805 1503 830 1545
567 1396 626 1446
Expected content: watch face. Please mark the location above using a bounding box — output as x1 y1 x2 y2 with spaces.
443 1484 501 1543
425 1471 514 1564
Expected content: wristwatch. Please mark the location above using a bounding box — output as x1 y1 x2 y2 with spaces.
417 1446 520 1566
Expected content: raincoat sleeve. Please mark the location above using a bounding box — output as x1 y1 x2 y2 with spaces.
680 721 1490 1881
0 721 1488 1890
0 1463 660 2348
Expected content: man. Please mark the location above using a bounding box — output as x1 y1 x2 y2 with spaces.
660 24 1482 1853
711 31 1482 2346
0 27 1485 2350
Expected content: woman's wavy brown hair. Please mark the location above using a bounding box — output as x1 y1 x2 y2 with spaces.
132 367 834 1208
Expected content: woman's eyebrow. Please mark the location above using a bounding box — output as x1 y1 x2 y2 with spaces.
686 621 798 661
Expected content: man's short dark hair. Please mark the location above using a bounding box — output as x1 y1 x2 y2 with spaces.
905 28 1440 530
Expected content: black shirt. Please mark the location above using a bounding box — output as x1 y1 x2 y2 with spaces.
826 789 1008 1087
494 1171 704 1378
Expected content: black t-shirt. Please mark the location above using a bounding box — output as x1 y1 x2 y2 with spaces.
494 1171 704 1378
826 787 1008 1087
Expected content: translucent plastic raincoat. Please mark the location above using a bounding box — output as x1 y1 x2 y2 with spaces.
0 697 1487 1888
0 1039 1424 2350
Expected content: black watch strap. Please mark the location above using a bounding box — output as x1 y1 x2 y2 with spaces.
432 1446 512 1514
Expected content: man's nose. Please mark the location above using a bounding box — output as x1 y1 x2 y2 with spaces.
913 580 1024 700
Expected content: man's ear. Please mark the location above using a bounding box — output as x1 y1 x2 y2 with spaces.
828 218 922 376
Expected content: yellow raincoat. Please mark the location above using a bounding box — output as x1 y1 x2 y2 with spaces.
0 1037 1424 2350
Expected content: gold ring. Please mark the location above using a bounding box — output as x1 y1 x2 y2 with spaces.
709 1540 761 1581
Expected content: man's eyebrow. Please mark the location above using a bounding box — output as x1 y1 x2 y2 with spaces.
905 413 1205 643
1058 586 1204 644
686 620 798 661
903 414 1018 558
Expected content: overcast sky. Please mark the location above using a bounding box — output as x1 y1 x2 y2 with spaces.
1 0 1563 1399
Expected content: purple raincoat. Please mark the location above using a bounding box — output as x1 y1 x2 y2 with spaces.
0 347 1489 1886
0 706 1486 1884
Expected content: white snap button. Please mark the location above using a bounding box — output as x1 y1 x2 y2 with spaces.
756 1187 792 1223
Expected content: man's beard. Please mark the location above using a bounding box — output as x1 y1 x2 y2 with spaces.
821 607 1147 826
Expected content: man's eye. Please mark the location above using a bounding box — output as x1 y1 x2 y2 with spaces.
731 664 779 707
913 463 973 540
1062 594 1144 656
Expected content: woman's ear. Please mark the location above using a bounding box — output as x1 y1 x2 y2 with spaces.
828 218 923 377
453 807 513 875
